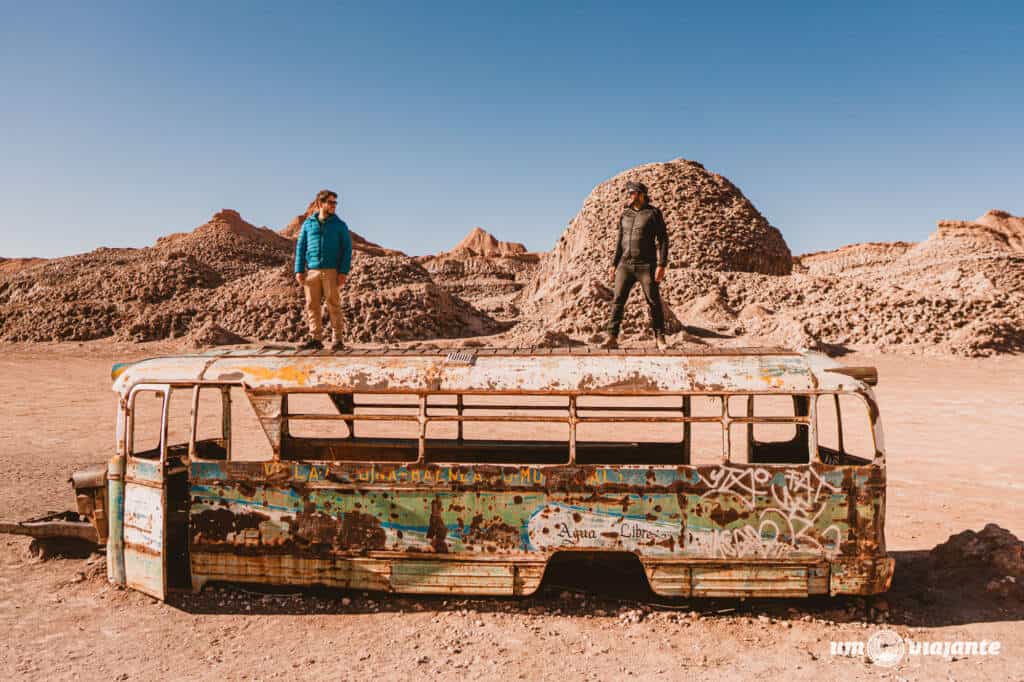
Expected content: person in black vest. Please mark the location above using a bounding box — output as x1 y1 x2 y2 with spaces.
604 181 669 350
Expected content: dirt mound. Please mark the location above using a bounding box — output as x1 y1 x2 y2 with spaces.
932 524 1024 577
0 248 223 341
933 209 1024 253
0 210 497 343
186 320 249 348
793 242 914 276
3 183 1022 356
206 255 497 343
897 524 1024 603
0 257 47 275
512 192 1024 354
155 209 293 280
418 227 541 322
449 227 529 258
683 290 737 332
518 158 791 338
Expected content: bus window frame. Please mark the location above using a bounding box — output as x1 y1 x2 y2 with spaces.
124 382 241 464
267 389 880 468
815 390 883 464
187 384 233 462
127 384 170 462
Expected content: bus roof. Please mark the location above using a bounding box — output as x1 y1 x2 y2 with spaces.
111 346 875 396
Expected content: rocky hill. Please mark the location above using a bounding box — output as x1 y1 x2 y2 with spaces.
793 242 915 276
512 159 1022 355
417 227 541 322
935 209 1024 253
0 210 497 343
0 257 47 276
650 210 1024 356
518 158 792 337
447 227 530 258
1 163 1021 357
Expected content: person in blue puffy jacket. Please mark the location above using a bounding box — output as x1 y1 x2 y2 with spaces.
294 189 353 350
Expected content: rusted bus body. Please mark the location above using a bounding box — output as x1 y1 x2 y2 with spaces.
103 347 894 600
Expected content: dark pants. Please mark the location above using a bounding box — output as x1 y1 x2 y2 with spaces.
607 261 664 336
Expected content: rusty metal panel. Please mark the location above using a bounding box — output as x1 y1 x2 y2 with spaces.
186 459 890 596
391 560 516 595
126 458 163 485
830 556 895 595
691 564 810 598
513 564 545 596
190 553 391 593
0 512 100 543
808 563 830 594
643 563 691 597
188 461 879 561
114 351 844 397
123 483 165 599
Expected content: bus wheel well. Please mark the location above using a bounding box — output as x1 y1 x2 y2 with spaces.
539 551 653 599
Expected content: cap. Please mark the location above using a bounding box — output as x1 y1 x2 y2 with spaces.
625 181 648 194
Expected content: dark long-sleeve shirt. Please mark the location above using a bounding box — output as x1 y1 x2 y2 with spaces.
611 204 669 268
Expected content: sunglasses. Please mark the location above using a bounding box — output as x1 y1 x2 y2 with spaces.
324 199 338 205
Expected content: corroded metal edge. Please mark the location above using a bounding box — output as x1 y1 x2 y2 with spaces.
113 351 874 396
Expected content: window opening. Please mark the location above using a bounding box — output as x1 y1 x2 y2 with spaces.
728 395 810 464
426 395 570 464
281 392 420 462
816 394 875 464
129 389 165 459
576 395 684 465
228 386 273 462
190 386 231 461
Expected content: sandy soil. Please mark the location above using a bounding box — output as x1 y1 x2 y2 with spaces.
0 342 1021 681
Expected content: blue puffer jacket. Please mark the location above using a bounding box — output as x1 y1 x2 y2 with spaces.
294 213 353 274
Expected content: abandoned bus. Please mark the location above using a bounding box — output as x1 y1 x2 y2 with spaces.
8 347 895 600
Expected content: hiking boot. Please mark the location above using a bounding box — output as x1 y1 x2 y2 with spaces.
656 333 668 351
328 339 346 351
299 337 323 350
600 334 619 349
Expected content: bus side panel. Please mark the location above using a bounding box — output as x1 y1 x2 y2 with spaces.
187 461 888 596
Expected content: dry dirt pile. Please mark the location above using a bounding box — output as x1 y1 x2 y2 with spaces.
3 165 1022 356
518 158 792 337
155 209 294 280
793 242 915 276
0 257 47 275
206 252 497 343
898 524 1024 603
763 210 1024 355
0 210 497 343
418 227 540 321
513 158 1024 355
0 247 223 341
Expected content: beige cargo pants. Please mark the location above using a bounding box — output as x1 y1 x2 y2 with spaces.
302 268 345 341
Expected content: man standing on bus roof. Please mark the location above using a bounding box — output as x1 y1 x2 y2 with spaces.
604 181 670 350
294 189 353 351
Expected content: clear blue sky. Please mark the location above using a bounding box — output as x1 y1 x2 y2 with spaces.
2 1 1021 258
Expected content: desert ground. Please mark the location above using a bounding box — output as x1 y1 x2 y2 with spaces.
0 341 1021 681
